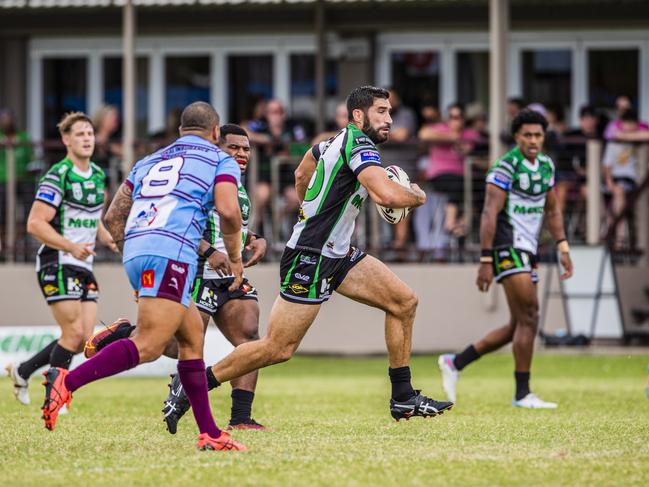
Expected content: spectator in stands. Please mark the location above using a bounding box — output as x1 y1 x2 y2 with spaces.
0 108 33 230
245 98 307 236
312 102 348 145
92 105 122 191
604 95 649 140
416 103 479 258
602 108 645 248
555 105 601 212
502 97 526 146
383 88 418 250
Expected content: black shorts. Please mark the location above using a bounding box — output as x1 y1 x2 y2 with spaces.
191 276 258 317
37 265 100 304
279 246 366 305
492 247 539 284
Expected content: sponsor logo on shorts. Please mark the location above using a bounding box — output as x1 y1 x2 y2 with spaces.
288 283 309 294
37 188 56 202
294 273 310 282
200 287 216 309
141 269 155 288
169 277 179 291
67 277 82 296
326 241 334 250
499 250 510 258
43 284 59 296
171 263 186 274
499 259 514 270
299 254 316 265
349 247 363 262
43 274 56 282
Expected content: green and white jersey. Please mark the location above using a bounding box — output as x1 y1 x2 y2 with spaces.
34 158 106 271
486 146 555 254
198 182 251 280
287 123 382 258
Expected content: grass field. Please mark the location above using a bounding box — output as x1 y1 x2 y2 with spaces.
1 353 648 486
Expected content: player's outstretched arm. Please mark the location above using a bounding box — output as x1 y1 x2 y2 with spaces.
295 149 318 204
477 184 507 292
214 181 243 291
358 165 425 209
103 181 133 254
544 189 573 280
27 201 96 260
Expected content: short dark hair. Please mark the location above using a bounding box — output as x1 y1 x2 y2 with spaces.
447 102 464 116
180 101 220 133
511 109 548 135
507 97 526 109
220 123 249 142
620 108 638 123
58 112 93 136
579 105 597 118
346 86 390 121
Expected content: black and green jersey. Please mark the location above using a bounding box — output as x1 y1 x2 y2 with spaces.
485 146 555 254
197 182 251 280
287 123 382 258
34 158 106 271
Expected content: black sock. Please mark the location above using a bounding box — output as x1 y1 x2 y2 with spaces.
205 366 221 390
49 343 75 369
17 339 58 380
514 371 531 400
388 366 416 401
230 389 254 424
453 344 481 371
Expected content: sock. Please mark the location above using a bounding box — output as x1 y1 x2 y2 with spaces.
17 339 58 380
205 366 221 391
514 371 531 401
453 344 481 371
178 359 221 438
49 343 75 369
230 389 254 424
64 339 140 393
388 366 416 401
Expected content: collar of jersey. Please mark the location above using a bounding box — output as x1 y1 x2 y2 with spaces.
62 157 93 179
177 134 217 148
512 146 541 172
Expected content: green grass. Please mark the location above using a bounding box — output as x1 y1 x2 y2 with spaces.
1 353 648 486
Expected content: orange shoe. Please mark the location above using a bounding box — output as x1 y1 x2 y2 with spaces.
84 318 134 358
41 367 72 431
197 431 247 452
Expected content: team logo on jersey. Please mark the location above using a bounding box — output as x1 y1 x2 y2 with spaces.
87 194 97 204
141 269 155 288
133 203 159 227
288 283 309 294
83 180 95 189
72 182 83 200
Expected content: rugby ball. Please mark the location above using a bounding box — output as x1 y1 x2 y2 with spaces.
376 165 411 225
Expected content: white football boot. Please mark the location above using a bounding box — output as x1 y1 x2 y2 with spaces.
512 393 557 409
437 354 459 403
5 362 30 405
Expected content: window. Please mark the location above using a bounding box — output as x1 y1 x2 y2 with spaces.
227 55 273 125
103 57 149 137
522 49 572 119
290 54 339 133
588 49 639 110
43 58 87 139
456 51 489 111
390 51 440 118
165 56 210 119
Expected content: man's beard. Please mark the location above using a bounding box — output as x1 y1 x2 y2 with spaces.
362 119 389 144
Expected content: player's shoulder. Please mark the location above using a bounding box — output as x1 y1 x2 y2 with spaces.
348 125 377 151
39 158 72 186
89 161 106 178
537 152 555 171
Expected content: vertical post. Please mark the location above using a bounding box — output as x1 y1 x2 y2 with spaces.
464 156 473 244
122 0 136 176
489 0 509 163
637 144 649 265
586 139 602 245
315 0 326 134
5 145 16 262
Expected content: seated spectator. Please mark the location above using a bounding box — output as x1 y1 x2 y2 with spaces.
555 105 601 212
312 102 348 145
416 103 479 257
602 108 646 248
244 99 307 237
604 95 649 140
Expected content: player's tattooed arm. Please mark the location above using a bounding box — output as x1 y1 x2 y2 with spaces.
295 149 318 204
103 182 133 253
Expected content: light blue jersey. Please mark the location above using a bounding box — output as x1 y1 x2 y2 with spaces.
123 135 241 265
